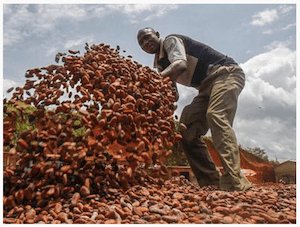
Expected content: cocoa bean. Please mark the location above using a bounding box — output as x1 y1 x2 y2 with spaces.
3 41 296 225
259 212 278 223
250 215 265 223
213 206 230 215
71 193 80 206
25 208 36 220
80 186 90 197
149 205 167 215
162 215 179 223
54 203 62 214
222 216 234 224
172 192 184 200
57 212 69 223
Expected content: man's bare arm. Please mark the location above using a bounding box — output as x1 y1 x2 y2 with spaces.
160 59 187 81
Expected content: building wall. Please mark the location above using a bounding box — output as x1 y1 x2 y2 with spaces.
274 161 296 184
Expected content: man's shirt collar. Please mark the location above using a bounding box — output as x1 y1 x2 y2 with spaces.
153 37 166 71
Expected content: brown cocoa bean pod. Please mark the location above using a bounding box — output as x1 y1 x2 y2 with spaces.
259 212 278 223
73 207 81 214
125 95 136 103
188 217 205 224
85 63 95 72
80 186 90 197
286 214 296 223
54 203 63 214
91 61 98 69
149 205 167 215
89 211 98 221
230 205 242 213
239 211 251 218
71 192 81 206
222 216 234 224
162 215 179 223
98 118 106 128
144 214 162 222
35 214 48 223
116 89 126 98
15 189 24 203
98 54 106 61
136 206 148 214
82 204 93 212
109 116 118 127
84 178 91 188
190 205 200 213
126 145 137 153
24 184 35 201
126 167 133 177
136 141 145 152
17 138 29 150
250 215 265 223
104 219 117 224
46 187 55 197
172 192 184 200
114 207 126 219
57 212 69 223
132 201 140 207
174 133 183 141
25 208 36 220
62 174 68 185
82 76 90 85
112 102 121 111
213 206 230 215
68 49 80 54
95 70 102 78
108 85 116 94
25 219 35 224
60 165 71 173
211 216 222 224
141 152 151 162
6 208 16 217
6 87 14 93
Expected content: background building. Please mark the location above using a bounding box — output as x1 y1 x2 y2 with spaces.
274 160 296 184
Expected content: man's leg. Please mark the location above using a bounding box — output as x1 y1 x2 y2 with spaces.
180 95 220 187
206 65 251 191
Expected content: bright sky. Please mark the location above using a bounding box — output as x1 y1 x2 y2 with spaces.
2 1 297 162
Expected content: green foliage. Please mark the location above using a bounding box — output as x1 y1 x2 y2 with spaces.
166 119 189 166
269 159 280 166
5 101 89 146
245 147 269 162
4 102 36 146
73 119 82 127
166 144 189 166
71 112 87 137
15 121 34 136
5 101 36 115
174 119 181 131
72 126 86 137
242 145 279 165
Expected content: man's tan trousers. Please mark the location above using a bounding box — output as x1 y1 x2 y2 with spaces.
180 64 252 191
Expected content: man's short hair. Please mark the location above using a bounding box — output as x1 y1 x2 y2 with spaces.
137 27 156 39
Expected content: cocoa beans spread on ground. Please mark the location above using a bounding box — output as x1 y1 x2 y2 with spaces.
3 43 296 224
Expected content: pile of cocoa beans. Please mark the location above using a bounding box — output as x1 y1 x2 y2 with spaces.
3 176 296 224
3 43 296 224
3 43 181 215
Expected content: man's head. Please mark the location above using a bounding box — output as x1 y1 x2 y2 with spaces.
137 27 160 54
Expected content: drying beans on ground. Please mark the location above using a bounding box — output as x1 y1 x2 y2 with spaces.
3 43 296 224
